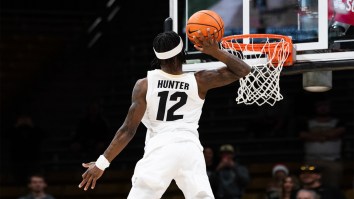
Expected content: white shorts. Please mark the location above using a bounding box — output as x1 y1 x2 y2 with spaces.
127 142 214 199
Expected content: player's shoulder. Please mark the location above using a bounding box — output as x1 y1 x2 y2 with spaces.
194 69 208 80
136 77 147 83
134 78 147 88
194 67 227 79
194 68 220 84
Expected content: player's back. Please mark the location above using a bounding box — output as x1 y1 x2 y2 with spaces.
142 69 204 153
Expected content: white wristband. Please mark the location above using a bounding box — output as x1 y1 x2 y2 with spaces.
95 155 110 170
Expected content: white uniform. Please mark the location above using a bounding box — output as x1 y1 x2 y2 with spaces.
127 69 214 199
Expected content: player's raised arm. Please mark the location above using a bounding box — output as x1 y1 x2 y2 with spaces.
193 29 251 97
79 78 147 191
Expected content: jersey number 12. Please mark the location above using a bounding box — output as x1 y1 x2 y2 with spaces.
156 91 187 121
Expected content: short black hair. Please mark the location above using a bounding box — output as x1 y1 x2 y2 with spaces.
151 31 185 69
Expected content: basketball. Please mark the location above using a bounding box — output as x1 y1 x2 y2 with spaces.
186 10 224 45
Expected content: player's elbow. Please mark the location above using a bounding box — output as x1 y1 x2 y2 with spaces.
229 63 251 78
230 67 250 79
239 63 251 77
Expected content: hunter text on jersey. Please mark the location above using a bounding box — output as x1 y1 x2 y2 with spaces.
157 80 190 90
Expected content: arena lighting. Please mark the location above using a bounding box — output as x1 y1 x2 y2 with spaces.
88 32 102 48
303 71 332 92
106 0 115 7
87 17 102 33
107 6 120 21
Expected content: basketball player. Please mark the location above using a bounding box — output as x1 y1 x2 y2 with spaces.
79 29 251 199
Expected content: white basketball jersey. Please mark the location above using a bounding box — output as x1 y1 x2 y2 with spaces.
142 69 204 154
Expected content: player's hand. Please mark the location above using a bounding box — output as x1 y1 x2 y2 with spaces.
79 162 104 191
193 28 219 56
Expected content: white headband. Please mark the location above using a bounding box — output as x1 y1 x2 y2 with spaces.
153 37 183 60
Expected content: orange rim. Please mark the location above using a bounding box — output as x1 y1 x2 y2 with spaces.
221 34 294 66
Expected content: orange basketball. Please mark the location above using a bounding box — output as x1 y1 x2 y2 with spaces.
186 10 224 45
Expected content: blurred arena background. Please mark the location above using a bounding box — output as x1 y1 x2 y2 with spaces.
0 0 353 199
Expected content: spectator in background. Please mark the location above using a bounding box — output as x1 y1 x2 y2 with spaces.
71 101 110 160
10 113 45 184
281 175 300 199
298 99 346 188
266 163 290 199
296 189 319 199
18 174 55 199
215 144 250 199
203 146 217 195
298 164 347 199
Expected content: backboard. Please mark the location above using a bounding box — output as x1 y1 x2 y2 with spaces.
169 0 354 74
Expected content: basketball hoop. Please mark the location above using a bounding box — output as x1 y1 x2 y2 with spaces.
220 34 294 106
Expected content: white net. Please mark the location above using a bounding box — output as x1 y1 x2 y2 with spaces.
220 35 292 106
